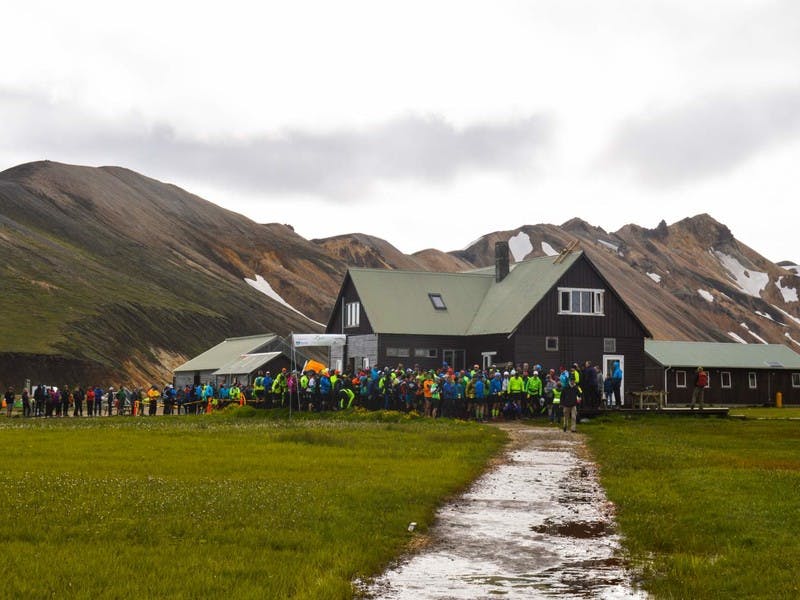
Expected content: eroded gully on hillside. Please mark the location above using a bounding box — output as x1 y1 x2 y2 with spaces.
359 423 648 599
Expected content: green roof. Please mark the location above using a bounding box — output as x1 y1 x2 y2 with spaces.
348 252 581 335
646 340 800 370
175 334 278 372
213 352 282 376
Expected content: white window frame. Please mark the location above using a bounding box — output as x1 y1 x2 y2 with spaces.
793 373 800 388
603 338 616 353
676 370 687 388
345 301 360 328
414 348 438 358
545 336 559 352
386 347 410 358
748 372 757 389
720 371 732 389
558 287 605 316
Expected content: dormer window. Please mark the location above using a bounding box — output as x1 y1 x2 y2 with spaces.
429 293 447 310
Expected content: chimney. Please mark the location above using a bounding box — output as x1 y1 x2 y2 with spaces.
495 241 509 282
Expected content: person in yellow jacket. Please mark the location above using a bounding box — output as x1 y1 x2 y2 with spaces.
147 385 160 416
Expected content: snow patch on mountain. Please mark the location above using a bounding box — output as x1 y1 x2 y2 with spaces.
647 272 661 283
786 332 800 347
541 241 559 257
771 304 800 327
740 322 768 344
712 250 769 298
776 276 798 302
727 332 748 344
245 275 324 326
755 310 785 326
698 289 714 302
598 239 620 254
508 232 533 262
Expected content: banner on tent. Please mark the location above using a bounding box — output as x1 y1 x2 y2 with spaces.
292 334 346 348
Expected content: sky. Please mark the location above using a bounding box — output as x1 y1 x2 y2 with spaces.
2 1 799 263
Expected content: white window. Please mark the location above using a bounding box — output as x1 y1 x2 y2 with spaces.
545 336 559 351
721 372 732 389
558 288 604 315
793 373 800 388
345 301 360 328
414 348 438 358
676 370 687 388
386 347 410 357
603 338 616 353
748 372 757 389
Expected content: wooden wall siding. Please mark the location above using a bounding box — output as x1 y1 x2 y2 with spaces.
378 333 472 371
515 257 649 340
514 334 645 393
328 276 374 336
644 356 800 405
341 334 378 372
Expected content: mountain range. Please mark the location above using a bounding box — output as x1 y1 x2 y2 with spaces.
1 161 798 385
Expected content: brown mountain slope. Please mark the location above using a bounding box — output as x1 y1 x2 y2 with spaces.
0 161 343 384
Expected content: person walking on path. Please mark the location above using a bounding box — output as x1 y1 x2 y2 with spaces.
690 366 708 410
560 376 582 433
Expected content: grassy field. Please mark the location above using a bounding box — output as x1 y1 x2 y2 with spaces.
728 406 800 419
583 414 800 599
0 409 506 599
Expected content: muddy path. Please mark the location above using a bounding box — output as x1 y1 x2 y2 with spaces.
360 424 648 599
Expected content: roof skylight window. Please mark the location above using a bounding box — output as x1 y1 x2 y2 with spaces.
429 293 447 310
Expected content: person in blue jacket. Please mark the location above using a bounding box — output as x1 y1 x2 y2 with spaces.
611 361 623 407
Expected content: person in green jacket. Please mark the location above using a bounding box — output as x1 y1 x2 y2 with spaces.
525 370 543 417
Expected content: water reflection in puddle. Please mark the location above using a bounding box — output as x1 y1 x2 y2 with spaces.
361 427 648 599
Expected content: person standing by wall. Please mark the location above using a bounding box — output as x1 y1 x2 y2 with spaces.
690 367 708 410
611 361 624 407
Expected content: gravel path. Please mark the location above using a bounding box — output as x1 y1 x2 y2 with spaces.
360 424 648 599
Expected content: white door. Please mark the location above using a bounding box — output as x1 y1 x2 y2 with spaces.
602 354 625 405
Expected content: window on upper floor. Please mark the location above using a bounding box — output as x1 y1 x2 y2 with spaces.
558 288 604 316
345 301 360 328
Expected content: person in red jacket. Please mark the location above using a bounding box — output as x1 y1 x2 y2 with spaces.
690 367 708 410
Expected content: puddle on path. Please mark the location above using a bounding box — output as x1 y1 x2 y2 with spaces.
360 426 648 599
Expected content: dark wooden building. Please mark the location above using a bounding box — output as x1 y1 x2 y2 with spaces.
645 340 800 405
326 245 652 399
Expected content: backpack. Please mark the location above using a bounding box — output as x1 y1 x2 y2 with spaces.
697 371 708 387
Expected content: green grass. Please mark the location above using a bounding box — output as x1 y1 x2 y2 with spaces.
0 410 506 599
728 406 800 419
583 414 800 599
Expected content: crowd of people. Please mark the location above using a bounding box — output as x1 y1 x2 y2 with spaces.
3 359 625 432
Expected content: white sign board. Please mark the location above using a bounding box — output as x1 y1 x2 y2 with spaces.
292 334 347 348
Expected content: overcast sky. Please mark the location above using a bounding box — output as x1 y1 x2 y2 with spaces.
2 1 799 263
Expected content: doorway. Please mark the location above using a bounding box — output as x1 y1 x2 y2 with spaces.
602 354 625 405
443 349 466 371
